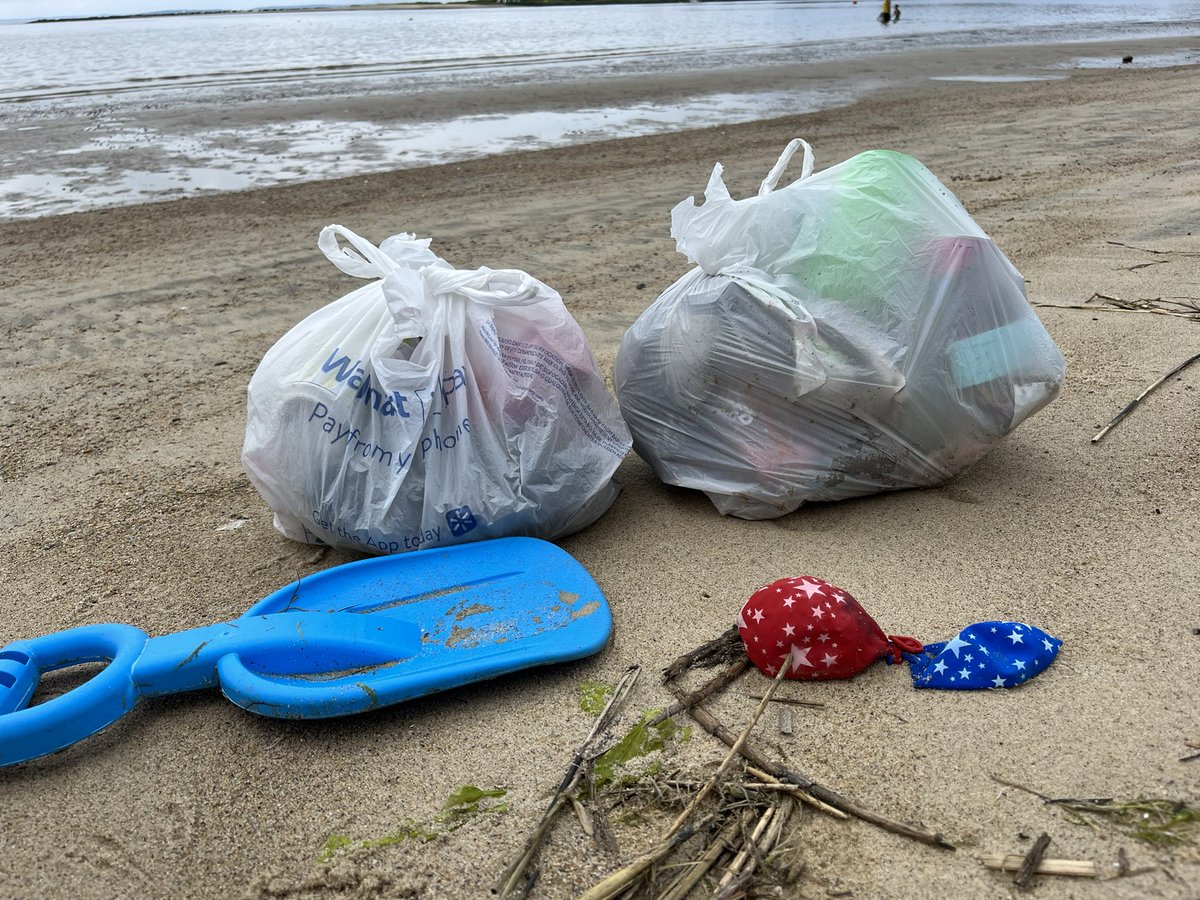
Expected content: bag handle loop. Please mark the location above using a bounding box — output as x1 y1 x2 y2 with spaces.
758 138 814 197
318 224 402 279
421 266 544 307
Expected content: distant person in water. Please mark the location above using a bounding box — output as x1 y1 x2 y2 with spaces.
892 4 901 21
879 0 891 24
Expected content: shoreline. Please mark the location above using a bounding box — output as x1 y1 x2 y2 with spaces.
3 34 1197 222
1 57 1198 899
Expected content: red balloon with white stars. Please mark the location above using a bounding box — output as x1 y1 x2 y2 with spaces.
737 576 919 680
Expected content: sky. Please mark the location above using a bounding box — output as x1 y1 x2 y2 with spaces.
0 0 438 20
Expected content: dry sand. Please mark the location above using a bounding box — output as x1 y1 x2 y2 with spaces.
1 51 1198 899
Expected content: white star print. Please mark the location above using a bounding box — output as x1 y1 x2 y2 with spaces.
958 668 971 679
791 645 814 668
751 608 765 623
783 623 796 636
821 653 838 667
797 579 824 599
991 675 1006 687
990 627 997 634
1013 659 1026 671
817 633 830 643
945 634 971 658
933 660 947 675
776 640 784 648
1007 630 1024 645
783 596 796 608
1042 638 1054 651
811 605 826 620
965 654 974 662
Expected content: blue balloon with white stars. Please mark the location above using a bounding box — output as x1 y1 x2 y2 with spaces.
902 621 1062 690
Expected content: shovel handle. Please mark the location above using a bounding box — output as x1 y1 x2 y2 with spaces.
0 624 148 767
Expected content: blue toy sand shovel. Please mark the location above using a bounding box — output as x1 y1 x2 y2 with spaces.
0 537 611 767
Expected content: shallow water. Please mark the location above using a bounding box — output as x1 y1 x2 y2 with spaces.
2 0 1199 218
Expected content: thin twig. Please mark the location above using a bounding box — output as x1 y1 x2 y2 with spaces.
496 665 641 898
577 812 719 900
744 693 826 709
664 656 792 839
1091 350 1200 443
1106 240 1200 257
654 814 745 900
716 803 777 890
990 775 1052 801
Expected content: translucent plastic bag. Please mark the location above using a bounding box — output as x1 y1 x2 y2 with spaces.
243 225 631 554
615 139 1065 519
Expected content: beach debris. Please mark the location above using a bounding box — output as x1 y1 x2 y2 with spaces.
736 576 1062 690
663 654 954 849
904 621 1062 690
519 622 957 898
979 852 1099 879
737 576 922 681
1123 55 1134 64
1034 292 1200 320
1091 350 1200 443
1013 831 1053 889
992 776 1200 847
578 658 796 900
319 784 508 862
495 665 641 899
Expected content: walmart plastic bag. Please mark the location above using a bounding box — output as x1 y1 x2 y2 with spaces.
243 225 631 554
615 139 1065 519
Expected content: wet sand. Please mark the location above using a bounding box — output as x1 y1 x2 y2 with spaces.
0 52 1198 899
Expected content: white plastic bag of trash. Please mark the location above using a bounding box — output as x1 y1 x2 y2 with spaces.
243 225 631 554
614 139 1065 519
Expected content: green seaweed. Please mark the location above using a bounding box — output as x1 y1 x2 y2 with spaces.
318 785 507 862
578 680 614 715
318 834 353 863
1056 798 1200 847
591 711 690 792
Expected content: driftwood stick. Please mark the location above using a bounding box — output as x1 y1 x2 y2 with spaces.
668 681 954 849
979 854 1099 878
662 625 744 681
496 665 641 898
1092 350 1200 443
645 658 751 729
1013 832 1052 890
742 775 850 820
